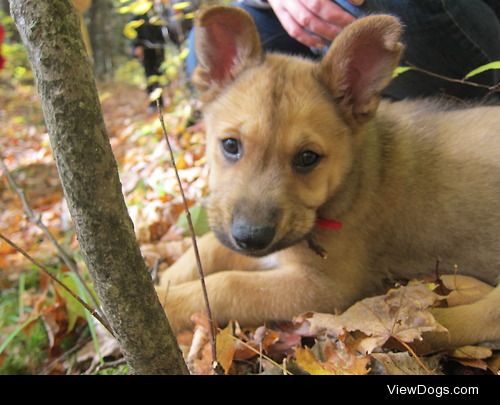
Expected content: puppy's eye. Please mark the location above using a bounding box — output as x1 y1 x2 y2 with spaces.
221 138 241 161
293 150 321 173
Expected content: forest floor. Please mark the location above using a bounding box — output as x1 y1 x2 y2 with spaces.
1 64 499 375
0 74 209 374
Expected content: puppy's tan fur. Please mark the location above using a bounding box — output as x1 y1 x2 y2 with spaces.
157 7 500 349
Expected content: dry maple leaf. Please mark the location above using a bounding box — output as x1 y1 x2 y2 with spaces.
295 335 370 375
76 318 121 370
487 354 500 375
184 317 215 375
297 281 447 354
371 352 443 375
450 345 493 360
440 275 494 306
448 345 493 371
295 347 337 375
216 322 237 374
322 338 370 374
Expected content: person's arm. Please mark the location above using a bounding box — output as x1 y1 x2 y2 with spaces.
240 0 271 8
266 0 363 47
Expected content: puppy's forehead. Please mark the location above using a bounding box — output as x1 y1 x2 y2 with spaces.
206 54 325 136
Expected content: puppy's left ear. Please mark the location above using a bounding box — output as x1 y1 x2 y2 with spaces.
193 6 262 101
317 15 403 125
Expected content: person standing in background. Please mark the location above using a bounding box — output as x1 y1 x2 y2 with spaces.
131 1 166 113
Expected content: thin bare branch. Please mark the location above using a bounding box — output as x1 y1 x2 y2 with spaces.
394 336 432 375
156 100 219 369
406 64 500 92
94 357 127 373
227 333 293 375
0 233 114 336
40 334 92 375
0 156 102 312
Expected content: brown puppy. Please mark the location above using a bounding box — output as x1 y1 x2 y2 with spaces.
157 7 500 348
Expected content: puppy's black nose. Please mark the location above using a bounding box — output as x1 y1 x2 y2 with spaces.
231 220 275 251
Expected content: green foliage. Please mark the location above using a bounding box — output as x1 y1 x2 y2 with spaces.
0 12 33 86
0 269 47 375
465 61 500 79
0 11 16 37
0 269 39 329
56 273 98 333
114 58 146 86
394 61 500 82
177 203 210 236
392 66 412 78
0 287 20 330
0 318 48 375
0 265 102 374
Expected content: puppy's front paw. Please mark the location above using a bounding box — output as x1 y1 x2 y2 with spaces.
155 283 203 333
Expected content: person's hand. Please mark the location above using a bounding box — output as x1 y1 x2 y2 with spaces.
267 0 364 48
134 45 145 61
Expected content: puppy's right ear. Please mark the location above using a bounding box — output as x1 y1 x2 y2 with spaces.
193 6 262 101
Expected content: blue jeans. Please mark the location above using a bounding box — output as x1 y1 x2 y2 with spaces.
186 0 500 100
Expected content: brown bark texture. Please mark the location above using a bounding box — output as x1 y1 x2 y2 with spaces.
9 0 188 375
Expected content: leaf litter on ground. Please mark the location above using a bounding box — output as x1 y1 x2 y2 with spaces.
1 68 498 375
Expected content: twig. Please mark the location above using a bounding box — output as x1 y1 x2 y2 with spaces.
226 333 293 375
93 357 127 373
484 84 500 102
156 101 218 369
259 341 263 373
0 157 102 313
40 333 92 375
0 233 114 336
390 285 406 337
434 258 441 281
307 235 328 259
393 336 432 375
406 64 500 92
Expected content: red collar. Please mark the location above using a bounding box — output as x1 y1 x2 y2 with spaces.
315 217 343 230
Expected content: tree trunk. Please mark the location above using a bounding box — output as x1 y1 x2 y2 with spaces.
88 0 114 80
9 0 188 375
1 0 9 14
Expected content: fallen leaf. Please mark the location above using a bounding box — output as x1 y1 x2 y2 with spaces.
264 331 301 359
0 242 16 255
177 203 209 237
233 340 258 361
455 359 488 371
216 323 237 374
186 324 209 367
371 352 443 375
487 354 500 375
322 338 370 375
440 275 494 306
295 347 336 375
185 313 215 374
76 319 120 365
450 345 492 360
297 282 447 354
